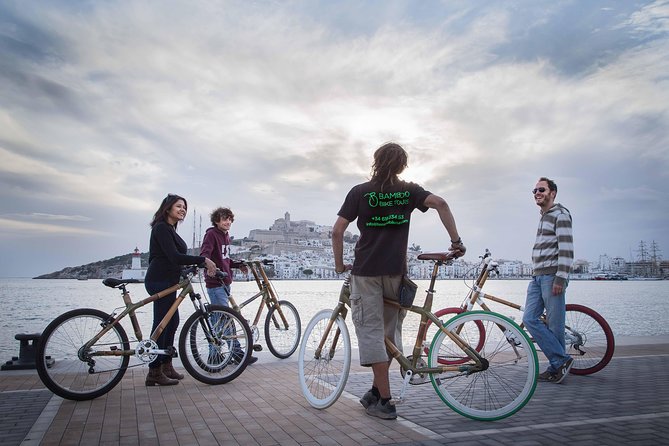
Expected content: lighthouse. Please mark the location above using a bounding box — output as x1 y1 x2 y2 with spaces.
121 247 147 281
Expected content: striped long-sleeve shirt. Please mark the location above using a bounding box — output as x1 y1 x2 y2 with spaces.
532 203 573 286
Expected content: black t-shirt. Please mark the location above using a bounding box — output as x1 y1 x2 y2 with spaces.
338 180 431 276
145 220 205 285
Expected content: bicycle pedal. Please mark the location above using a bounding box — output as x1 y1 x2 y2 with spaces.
253 344 263 352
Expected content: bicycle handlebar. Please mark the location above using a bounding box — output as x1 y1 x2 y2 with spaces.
236 258 273 266
183 265 227 281
183 265 200 276
476 249 499 276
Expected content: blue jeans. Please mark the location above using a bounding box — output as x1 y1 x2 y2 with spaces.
522 275 571 373
206 285 242 356
207 284 231 307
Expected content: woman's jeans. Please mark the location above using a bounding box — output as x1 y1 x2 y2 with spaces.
522 274 571 373
145 281 178 369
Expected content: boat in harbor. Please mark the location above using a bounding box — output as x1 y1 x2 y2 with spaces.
593 273 628 280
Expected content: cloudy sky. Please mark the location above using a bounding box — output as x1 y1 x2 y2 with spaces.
1 0 668 278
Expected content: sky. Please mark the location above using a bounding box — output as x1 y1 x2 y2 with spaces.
1 0 668 278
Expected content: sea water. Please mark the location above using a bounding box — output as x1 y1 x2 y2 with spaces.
1 277 668 359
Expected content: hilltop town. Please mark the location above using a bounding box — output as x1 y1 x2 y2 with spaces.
215 212 666 280
36 211 666 280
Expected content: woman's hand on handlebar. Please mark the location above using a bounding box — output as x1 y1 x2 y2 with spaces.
203 258 217 277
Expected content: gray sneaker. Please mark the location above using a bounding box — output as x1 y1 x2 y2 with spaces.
359 389 379 408
366 399 397 420
553 357 574 384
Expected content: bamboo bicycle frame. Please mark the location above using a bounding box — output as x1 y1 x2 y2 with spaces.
82 274 200 358
227 260 290 332
317 258 487 376
462 256 526 320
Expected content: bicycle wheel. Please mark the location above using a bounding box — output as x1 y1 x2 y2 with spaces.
565 304 615 375
265 300 301 359
179 305 252 385
423 307 485 364
298 309 351 409
429 311 538 421
36 308 130 401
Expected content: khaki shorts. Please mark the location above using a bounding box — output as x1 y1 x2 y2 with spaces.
350 274 404 366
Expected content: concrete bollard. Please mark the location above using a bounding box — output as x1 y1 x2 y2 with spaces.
1 333 54 371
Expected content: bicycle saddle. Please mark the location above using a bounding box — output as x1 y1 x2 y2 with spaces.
103 278 140 288
417 252 455 262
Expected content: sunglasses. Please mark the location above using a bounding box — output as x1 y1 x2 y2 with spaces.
532 187 548 194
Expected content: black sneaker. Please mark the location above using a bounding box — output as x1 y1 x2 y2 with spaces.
554 357 574 384
231 353 258 365
359 389 379 408
537 370 557 382
366 399 397 420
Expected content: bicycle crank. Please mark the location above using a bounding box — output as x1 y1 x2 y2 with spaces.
392 369 412 405
399 356 431 385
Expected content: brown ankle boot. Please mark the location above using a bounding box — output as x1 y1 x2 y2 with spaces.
145 365 179 386
163 359 184 380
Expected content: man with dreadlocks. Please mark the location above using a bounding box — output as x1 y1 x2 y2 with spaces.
332 142 465 419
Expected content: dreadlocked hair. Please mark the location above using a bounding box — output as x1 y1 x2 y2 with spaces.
370 142 408 190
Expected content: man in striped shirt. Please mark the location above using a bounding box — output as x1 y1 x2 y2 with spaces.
522 177 574 383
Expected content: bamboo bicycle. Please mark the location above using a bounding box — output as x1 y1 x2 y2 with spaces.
298 252 539 421
425 250 615 375
36 265 253 401
225 259 301 359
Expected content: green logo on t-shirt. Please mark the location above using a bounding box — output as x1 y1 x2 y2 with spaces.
364 191 410 208
363 190 411 227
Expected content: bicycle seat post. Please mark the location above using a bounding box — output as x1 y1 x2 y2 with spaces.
422 261 443 312
120 285 132 306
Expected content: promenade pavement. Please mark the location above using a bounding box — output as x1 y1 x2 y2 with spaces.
1 336 668 446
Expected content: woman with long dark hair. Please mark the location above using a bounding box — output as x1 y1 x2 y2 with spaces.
144 194 216 386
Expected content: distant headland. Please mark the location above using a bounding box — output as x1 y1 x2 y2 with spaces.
34 251 150 280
